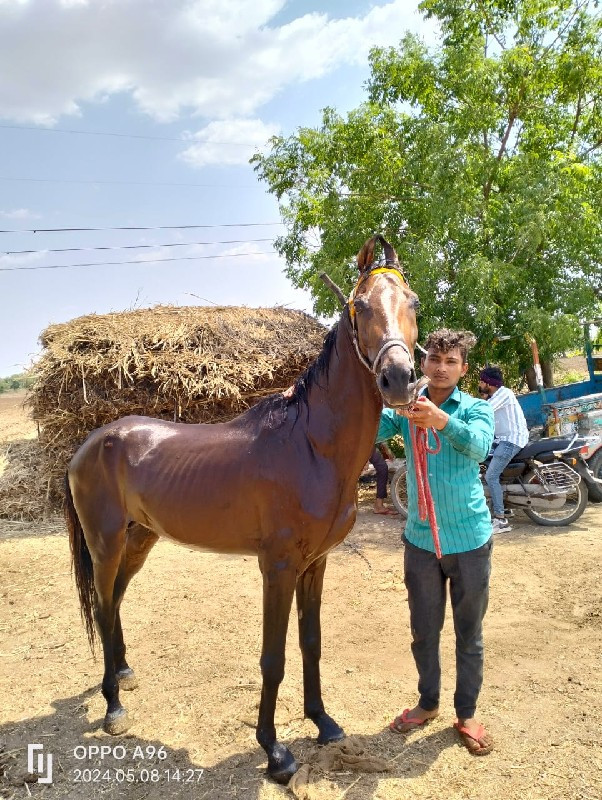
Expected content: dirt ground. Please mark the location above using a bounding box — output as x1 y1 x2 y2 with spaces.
1 391 601 800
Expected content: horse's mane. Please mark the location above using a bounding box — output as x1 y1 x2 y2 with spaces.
240 320 341 429
291 321 339 410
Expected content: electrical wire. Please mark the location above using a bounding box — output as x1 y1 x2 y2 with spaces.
0 221 282 234
3 238 273 256
0 176 255 189
0 250 276 272
0 122 267 146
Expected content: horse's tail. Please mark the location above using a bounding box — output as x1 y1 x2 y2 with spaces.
64 472 96 652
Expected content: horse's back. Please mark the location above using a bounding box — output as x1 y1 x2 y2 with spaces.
68 413 285 552
67 411 356 559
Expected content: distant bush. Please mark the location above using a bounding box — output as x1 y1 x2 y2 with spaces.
0 373 35 393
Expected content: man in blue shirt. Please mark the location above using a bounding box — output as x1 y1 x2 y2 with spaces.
378 329 495 755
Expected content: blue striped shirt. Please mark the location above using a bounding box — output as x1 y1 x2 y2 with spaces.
377 387 495 555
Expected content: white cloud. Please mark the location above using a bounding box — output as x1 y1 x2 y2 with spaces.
0 208 40 220
0 250 46 269
180 118 281 168
0 0 432 124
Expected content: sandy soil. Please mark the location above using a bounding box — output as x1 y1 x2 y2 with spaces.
0 392 36 445
1 392 601 800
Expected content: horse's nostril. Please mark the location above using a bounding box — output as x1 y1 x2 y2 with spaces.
410 368 417 383
381 372 390 389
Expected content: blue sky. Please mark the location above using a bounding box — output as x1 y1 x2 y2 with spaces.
0 0 435 377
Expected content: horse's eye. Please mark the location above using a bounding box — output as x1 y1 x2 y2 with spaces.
411 298 420 311
354 298 369 313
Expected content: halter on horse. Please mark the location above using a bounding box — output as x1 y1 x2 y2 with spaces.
65 234 421 783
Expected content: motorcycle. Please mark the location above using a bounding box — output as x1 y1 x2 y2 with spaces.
390 434 597 527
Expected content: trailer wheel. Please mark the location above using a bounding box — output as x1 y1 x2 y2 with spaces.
587 449 602 503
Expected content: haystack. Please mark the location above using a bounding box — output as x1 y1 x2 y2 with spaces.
22 304 327 517
0 440 49 521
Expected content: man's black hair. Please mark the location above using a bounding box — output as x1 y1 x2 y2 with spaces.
480 365 504 386
423 329 477 365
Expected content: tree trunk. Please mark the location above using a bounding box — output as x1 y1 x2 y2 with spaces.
541 360 554 388
525 360 554 390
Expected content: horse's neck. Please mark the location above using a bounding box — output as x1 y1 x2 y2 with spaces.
304 316 383 474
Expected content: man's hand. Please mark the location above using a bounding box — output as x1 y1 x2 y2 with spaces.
397 397 449 430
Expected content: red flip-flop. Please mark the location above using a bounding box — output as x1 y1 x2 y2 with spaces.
373 508 399 516
453 721 494 755
389 708 430 733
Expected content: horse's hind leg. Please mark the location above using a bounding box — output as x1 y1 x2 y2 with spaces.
296 556 345 744
89 525 130 735
112 524 159 691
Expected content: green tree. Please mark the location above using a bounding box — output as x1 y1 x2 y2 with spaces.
253 0 602 385
0 372 34 392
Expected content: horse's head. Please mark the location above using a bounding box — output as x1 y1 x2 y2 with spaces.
349 235 420 408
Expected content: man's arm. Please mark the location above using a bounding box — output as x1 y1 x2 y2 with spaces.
376 408 405 443
407 397 494 462
439 401 494 462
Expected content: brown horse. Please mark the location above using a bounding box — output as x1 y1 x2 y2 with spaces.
65 235 420 783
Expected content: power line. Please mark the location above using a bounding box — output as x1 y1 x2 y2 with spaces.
0 176 255 189
0 250 276 272
0 122 268 146
0 221 283 234
3 238 273 256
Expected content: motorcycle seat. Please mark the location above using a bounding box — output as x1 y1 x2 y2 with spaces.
513 436 584 461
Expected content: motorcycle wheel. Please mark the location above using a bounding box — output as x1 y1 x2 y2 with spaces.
586 450 602 503
390 463 409 519
523 469 589 526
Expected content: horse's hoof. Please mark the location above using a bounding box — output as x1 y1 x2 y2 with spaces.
103 708 130 736
316 714 345 745
116 668 138 691
267 747 298 785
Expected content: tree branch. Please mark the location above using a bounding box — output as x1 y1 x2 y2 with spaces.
319 273 346 308
542 0 589 59
570 92 583 145
579 137 602 159
477 0 506 51
483 105 519 203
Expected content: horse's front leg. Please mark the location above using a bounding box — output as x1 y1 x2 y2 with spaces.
296 556 345 744
256 562 297 784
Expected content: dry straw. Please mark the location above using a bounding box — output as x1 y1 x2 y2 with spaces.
1 305 327 520
0 440 49 521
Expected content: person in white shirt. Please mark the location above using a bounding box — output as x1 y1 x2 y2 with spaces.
478 366 529 533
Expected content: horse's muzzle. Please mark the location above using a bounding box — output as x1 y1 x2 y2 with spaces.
377 361 417 408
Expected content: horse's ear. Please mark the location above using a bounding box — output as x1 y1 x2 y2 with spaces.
357 236 377 274
376 235 399 267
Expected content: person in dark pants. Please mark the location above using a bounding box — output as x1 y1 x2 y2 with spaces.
377 329 495 755
369 445 398 516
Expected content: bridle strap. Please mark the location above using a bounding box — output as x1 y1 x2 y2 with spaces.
348 266 415 374
372 338 413 373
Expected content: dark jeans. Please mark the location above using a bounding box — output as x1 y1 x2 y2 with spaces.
403 536 493 719
369 446 388 500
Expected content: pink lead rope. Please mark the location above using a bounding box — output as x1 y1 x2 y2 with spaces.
409 422 442 559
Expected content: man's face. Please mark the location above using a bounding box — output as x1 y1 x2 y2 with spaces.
421 347 468 391
478 380 493 398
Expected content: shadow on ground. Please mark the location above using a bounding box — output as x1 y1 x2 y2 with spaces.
0 688 457 800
